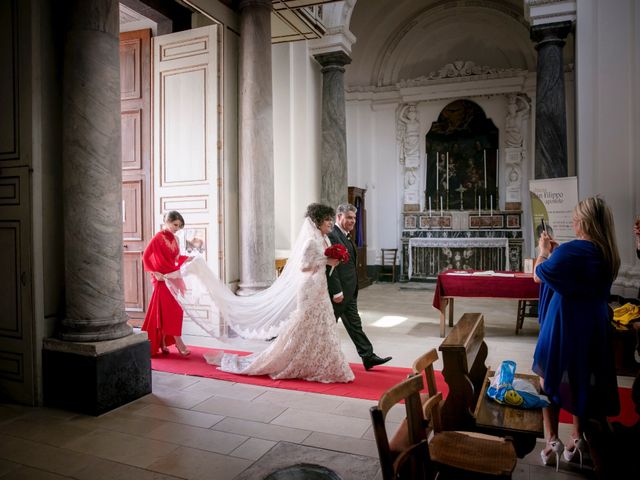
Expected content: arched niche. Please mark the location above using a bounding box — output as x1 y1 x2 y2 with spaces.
425 99 498 212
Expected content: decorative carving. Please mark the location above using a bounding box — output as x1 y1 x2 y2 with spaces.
505 94 530 148
397 103 422 208
398 61 527 87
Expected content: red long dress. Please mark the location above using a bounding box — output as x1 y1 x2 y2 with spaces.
141 229 188 355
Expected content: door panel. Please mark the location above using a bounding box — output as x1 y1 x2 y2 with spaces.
0 167 34 404
153 26 220 274
120 29 151 326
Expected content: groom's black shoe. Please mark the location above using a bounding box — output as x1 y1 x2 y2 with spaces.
363 354 392 371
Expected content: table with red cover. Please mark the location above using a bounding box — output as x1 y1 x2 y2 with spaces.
432 270 540 337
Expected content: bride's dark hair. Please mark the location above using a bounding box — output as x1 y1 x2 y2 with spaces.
306 203 335 227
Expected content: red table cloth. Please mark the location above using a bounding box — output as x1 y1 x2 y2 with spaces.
433 270 540 310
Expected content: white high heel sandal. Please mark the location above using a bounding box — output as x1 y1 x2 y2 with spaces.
540 439 564 472
563 436 587 468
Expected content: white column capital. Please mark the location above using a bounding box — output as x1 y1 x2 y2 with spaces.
524 0 576 26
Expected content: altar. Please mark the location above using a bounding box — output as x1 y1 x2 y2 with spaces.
395 97 529 281
401 210 523 280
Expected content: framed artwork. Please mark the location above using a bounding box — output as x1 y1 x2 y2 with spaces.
404 215 417 229
419 215 452 228
506 214 520 228
469 215 503 229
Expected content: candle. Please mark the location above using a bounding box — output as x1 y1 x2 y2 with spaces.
440 195 443 216
446 152 449 191
490 195 493 216
496 149 499 189
428 196 432 216
436 152 439 191
483 149 487 189
478 195 481 216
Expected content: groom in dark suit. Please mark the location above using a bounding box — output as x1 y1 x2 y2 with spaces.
327 203 392 370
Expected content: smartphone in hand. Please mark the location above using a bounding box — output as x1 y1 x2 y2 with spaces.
540 218 547 233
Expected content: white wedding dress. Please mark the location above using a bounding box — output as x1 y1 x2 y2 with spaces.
215 233 354 383
167 218 354 384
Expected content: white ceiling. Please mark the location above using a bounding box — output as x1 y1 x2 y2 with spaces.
346 0 574 88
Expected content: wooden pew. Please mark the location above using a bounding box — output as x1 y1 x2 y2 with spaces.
438 313 543 457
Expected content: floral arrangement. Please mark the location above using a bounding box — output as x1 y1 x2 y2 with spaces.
325 244 350 276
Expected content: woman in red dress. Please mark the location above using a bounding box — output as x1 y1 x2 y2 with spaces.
141 211 191 356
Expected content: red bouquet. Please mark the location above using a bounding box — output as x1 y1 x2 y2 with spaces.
325 244 350 276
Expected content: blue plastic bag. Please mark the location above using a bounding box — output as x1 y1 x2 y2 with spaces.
486 360 549 409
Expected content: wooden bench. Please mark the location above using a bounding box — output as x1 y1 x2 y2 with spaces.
438 312 544 457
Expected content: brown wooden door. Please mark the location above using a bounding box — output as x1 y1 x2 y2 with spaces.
120 29 152 326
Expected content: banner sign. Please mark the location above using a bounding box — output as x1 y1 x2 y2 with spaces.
529 177 579 244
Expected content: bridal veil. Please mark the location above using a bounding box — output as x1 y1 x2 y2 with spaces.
165 217 323 340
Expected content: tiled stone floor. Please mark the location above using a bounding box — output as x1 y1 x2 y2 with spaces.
1 282 629 479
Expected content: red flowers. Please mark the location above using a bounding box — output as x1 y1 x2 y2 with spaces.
325 244 350 276
325 244 350 263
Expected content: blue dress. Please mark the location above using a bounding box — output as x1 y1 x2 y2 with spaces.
533 240 619 418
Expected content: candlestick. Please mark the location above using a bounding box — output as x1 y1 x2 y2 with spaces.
440 195 443 215
490 195 493 216
478 195 481 216
446 152 449 192
483 149 487 189
429 196 432 217
496 149 499 190
436 152 439 192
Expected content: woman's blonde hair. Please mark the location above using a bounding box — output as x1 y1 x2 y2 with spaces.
574 196 620 281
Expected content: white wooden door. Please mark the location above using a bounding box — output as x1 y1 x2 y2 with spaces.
153 25 221 274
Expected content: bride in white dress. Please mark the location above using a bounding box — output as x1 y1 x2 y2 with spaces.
169 204 354 384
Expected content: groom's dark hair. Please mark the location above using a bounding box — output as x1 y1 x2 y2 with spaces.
306 203 335 227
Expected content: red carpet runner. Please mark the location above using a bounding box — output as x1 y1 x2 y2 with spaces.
152 346 638 427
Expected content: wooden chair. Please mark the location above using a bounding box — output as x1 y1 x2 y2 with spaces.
379 248 398 282
370 375 434 480
412 348 518 479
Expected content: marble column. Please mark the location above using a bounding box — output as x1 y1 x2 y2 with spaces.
237 0 275 295
531 21 572 179
314 51 351 209
43 0 150 415
60 0 131 341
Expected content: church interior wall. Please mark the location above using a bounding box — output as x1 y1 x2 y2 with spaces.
575 0 640 297
272 40 323 256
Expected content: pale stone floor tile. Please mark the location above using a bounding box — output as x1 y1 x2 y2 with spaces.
0 417 94 447
270 408 370 439
302 431 378 458
69 411 169 437
191 395 286 423
143 385 216 410
71 457 184 480
134 403 224 428
151 372 201 390
0 405 29 426
361 421 401 441
0 458 21 477
61 429 179 469
331 397 377 420
145 421 247 454
146 445 252 480
0 465 73 480
252 389 344 411
0 434 95 477
229 437 277 460
186 381 267 401
211 417 312 443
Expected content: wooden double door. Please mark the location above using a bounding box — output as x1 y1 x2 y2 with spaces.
120 26 220 326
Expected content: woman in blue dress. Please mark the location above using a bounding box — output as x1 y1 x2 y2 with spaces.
533 197 620 470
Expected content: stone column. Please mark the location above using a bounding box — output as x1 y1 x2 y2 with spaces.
314 51 351 209
237 0 275 295
43 0 150 415
530 21 572 179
